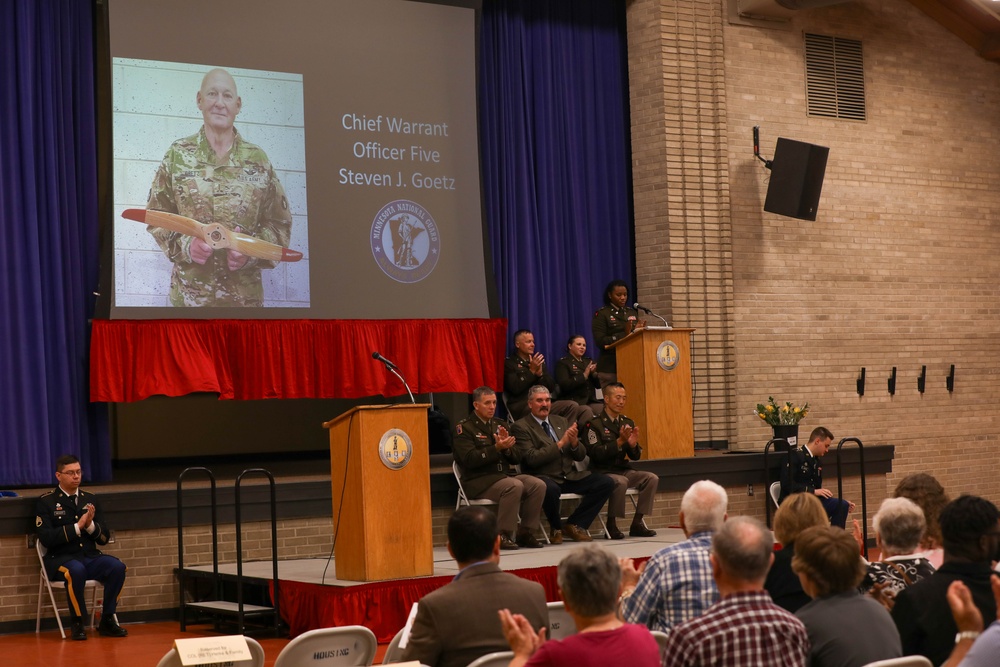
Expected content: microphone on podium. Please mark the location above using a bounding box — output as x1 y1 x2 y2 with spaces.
371 351 399 371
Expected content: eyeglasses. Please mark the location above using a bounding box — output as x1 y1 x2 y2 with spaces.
58 469 83 477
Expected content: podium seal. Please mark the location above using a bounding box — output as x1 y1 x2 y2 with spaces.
378 429 414 470
656 341 681 371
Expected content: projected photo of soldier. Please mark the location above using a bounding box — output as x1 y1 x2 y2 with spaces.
145 68 294 307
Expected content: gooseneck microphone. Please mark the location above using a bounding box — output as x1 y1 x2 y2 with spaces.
633 303 670 329
371 351 399 371
633 302 653 314
371 351 415 403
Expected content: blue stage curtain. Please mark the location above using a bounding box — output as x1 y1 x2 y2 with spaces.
0 0 109 485
480 0 636 364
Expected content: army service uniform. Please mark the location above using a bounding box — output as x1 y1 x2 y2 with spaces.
583 411 658 518
591 305 641 381
452 412 544 535
35 487 126 622
503 354 557 420
780 445 850 527
146 126 292 307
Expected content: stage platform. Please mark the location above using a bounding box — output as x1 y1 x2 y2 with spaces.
180 529 684 641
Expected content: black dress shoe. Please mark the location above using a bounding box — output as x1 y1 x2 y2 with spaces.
97 616 128 637
629 524 657 538
499 533 520 550
70 620 87 641
516 528 543 549
607 525 625 540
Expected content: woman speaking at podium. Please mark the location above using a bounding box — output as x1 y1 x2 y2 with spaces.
591 279 645 388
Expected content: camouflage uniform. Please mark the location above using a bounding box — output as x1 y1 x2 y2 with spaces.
146 127 292 307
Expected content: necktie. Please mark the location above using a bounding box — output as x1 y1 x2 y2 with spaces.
542 421 556 441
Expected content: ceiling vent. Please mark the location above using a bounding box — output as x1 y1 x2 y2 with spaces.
805 33 866 121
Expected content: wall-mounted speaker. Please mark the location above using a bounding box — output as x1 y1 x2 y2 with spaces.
763 138 829 221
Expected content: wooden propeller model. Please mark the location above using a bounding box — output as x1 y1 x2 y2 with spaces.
121 208 303 262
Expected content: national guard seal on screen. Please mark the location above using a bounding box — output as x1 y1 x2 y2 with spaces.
378 428 414 470
656 340 681 371
371 199 441 283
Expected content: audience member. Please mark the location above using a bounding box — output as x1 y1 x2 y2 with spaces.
401 506 548 667
512 386 614 543
780 426 855 528
452 386 546 549
660 516 810 667
500 545 661 667
943 574 1000 667
619 480 726 633
36 454 128 641
581 382 658 540
891 494 1000 665
765 491 829 613
893 472 949 569
793 525 902 666
859 497 936 609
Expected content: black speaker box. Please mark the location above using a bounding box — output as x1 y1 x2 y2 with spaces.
763 138 829 221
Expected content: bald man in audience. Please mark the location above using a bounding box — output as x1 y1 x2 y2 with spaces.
661 516 810 667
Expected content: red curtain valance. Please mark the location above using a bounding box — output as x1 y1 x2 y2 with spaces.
90 318 507 402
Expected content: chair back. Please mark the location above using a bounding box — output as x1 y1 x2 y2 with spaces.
466 652 514 667
650 630 669 660
546 601 576 640
861 657 933 667
381 627 405 664
274 625 378 667
769 481 781 508
155 637 265 667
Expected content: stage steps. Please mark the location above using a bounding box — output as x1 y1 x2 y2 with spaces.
176 467 282 636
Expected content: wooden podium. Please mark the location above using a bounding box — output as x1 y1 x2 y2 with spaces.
323 404 433 582
611 327 695 459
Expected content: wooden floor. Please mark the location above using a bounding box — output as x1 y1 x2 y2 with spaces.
0 622 389 666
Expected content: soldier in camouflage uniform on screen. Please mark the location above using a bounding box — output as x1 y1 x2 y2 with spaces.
146 68 292 307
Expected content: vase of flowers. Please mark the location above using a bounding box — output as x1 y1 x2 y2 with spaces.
755 397 809 452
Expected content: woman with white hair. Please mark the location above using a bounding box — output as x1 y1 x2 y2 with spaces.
860 497 937 607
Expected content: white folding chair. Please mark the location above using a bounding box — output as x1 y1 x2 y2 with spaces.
274 625 378 667
769 481 782 508
156 636 265 667
466 651 515 667
381 627 405 664
512 464 609 543
546 600 576 640
453 462 501 512
861 657 933 667
650 630 669 660
35 538 103 638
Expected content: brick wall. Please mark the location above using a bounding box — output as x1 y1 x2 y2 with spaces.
627 0 1000 502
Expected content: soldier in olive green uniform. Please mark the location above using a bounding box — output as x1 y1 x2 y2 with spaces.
592 279 645 386
146 68 292 307
582 382 658 539
453 387 545 549
554 334 603 426
505 329 588 424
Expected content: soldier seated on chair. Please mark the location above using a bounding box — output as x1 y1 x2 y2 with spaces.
512 386 614 544
582 382 658 540
453 386 546 549
36 454 128 640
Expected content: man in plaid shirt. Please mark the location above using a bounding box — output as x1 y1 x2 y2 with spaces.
619 480 727 633
661 516 810 667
